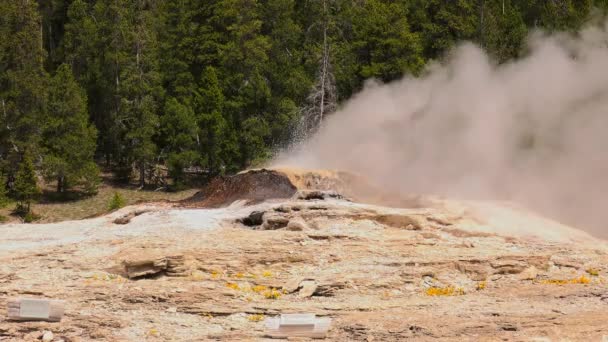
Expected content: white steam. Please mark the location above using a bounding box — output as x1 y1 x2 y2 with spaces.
276 24 608 238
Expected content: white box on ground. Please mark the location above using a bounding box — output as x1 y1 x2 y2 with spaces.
6 298 65 322
19 299 51 320
279 313 316 328
265 313 331 339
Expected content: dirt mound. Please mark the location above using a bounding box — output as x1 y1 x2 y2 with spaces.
183 169 297 208
184 167 435 209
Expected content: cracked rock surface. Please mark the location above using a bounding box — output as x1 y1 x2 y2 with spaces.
1 169 607 341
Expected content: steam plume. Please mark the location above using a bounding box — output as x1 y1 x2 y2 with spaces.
276 23 608 238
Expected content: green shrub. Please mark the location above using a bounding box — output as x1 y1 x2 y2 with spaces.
0 215 7 223
23 211 40 223
108 192 126 211
81 163 101 196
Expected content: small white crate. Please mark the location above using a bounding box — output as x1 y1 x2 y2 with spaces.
265 313 331 339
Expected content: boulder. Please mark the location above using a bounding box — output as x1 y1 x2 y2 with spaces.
262 215 289 230
239 211 265 226
122 254 187 279
298 281 318 297
287 217 309 231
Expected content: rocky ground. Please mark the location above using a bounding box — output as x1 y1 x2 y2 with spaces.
0 169 607 341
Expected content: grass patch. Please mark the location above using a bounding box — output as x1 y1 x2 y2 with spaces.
0 176 197 224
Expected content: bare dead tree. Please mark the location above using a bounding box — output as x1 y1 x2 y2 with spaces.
298 0 337 141
479 0 485 48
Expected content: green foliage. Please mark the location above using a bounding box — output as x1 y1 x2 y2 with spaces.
0 172 7 208
483 2 528 62
43 63 99 194
108 192 126 211
13 153 41 213
81 163 102 196
23 211 40 223
196 66 229 175
0 0 49 180
161 97 198 184
350 0 424 81
0 0 605 193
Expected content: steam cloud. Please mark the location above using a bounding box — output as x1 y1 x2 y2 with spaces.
276 23 608 238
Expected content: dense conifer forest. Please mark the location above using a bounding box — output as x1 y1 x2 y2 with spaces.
1 0 607 214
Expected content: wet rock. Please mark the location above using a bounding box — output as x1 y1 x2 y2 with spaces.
239 211 265 226
296 190 344 200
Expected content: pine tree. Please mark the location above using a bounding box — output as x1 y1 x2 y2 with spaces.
261 0 310 146
483 1 527 62
13 152 41 214
160 97 198 185
43 63 99 194
116 0 163 187
0 0 49 185
350 0 424 81
158 0 197 101
407 0 479 60
195 66 230 175
216 0 272 168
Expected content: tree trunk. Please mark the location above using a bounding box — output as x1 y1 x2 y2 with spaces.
57 176 63 193
208 131 215 176
139 161 145 188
